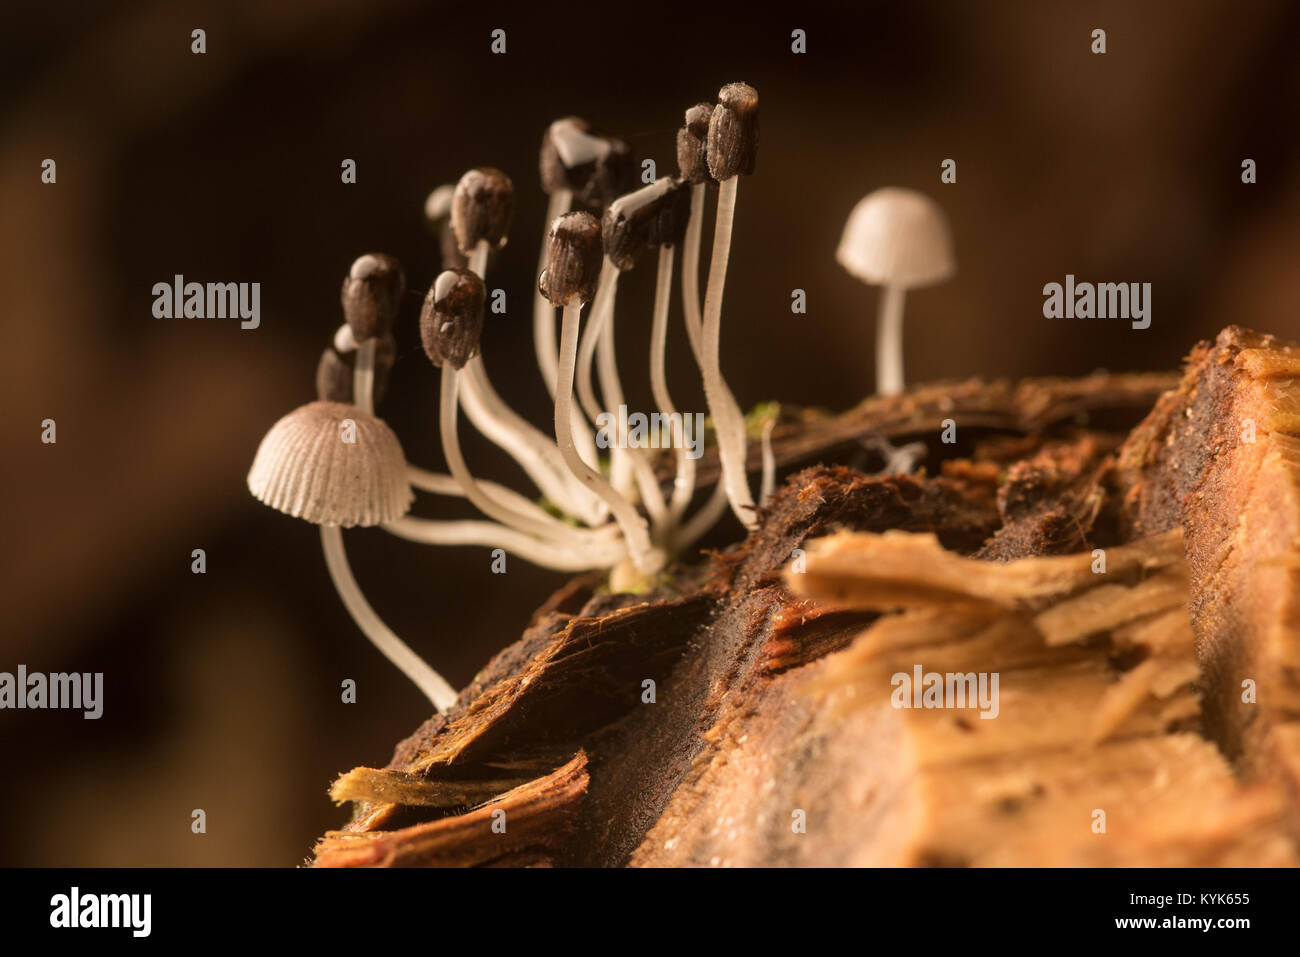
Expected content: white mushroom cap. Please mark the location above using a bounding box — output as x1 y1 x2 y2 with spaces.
248 401 413 528
836 187 955 289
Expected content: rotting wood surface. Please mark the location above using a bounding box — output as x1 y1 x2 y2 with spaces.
312 339 1299 867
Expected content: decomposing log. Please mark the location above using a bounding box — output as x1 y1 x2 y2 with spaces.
1114 326 1300 788
311 335 1300 866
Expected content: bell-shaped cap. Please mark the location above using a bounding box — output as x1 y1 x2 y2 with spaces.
248 401 413 527
836 187 956 289
450 168 514 255
419 269 485 370
706 82 759 180
340 253 405 341
538 211 603 307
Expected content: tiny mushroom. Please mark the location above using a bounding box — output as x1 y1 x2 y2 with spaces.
422 267 613 551
542 210 663 577
675 102 714 364
247 400 457 712
535 119 633 473
580 176 694 532
337 253 406 414
836 187 955 396
701 81 761 528
450 167 514 274
441 169 606 525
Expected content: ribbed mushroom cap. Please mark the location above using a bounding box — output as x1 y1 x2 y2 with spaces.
836 188 956 289
247 401 413 528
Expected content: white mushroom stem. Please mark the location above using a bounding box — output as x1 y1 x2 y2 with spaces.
533 189 572 396
680 181 707 365
468 239 490 278
405 465 620 544
459 238 607 524
384 515 626 570
555 301 661 573
576 261 636 501
699 175 756 527
356 357 609 538
760 417 777 506
595 278 669 528
320 524 457 712
440 366 612 546
458 361 607 525
877 284 907 396
576 261 618 424
353 338 376 416
649 244 695 523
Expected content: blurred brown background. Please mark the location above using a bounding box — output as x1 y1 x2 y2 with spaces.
2 0 1299 865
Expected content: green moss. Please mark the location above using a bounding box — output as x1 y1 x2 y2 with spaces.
743 400 782 437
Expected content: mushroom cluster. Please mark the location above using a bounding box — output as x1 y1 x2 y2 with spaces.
249 84 961 709
247 83 793 707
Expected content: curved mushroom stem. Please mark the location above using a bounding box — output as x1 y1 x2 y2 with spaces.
460 239 607 524
649 244 695 524
680 181 707 365
320 524 457 712
384 515 625 570
576 261 617 426
404 466 620 545
877 283 907 397
595 280 669 529
700 175 755 528
440 366 608 545
576 261 637 503
555 301 662 575
458 361 607 525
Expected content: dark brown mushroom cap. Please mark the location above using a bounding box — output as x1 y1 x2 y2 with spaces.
602 178 692 270
341 253 406 341
539 117 597 195
707 82 759 180
539 118 637 216
647 179 693 249
420 269 485 370
538 211 603 307
450 168 514 255
676 103 714 184
315 334 397 404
